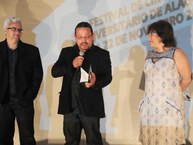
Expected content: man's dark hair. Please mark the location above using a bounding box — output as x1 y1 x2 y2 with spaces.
75 22 93 35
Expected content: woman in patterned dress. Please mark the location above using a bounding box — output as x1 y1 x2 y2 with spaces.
139 20 192 145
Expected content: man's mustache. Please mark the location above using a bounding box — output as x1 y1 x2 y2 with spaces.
81 42 88 45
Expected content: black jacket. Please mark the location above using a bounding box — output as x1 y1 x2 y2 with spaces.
0 39 43 105
52 44 112 118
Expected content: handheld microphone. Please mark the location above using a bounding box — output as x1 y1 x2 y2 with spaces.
79 51 85 57
77 51 84 70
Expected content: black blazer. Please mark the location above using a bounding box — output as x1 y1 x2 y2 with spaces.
0 40 43 105
52 44 112 118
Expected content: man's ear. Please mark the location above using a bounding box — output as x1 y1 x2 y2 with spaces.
92 33 95 41
4 28 7 35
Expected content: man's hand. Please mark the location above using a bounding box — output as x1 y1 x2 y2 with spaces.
73 56 84 68
85 73 96 88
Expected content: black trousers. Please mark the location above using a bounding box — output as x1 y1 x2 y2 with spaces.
63 113 103 145
0 103 36 145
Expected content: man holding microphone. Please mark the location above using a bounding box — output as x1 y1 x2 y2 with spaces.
52 21 112 145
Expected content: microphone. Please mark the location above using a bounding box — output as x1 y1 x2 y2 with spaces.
79 50 85 57
77 51 84 70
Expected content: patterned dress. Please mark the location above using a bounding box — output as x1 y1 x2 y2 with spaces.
139 48 186 145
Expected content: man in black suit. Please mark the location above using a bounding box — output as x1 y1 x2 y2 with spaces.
52 22 112 145
0 16 43 145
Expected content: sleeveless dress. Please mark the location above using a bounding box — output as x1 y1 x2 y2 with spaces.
139 48 186 145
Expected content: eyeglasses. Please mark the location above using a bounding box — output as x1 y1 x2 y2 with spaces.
7 27 23 33
76 34 93 40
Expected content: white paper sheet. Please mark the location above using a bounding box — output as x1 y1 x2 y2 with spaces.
80 67 89 83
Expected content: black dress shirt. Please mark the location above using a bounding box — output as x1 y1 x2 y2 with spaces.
8 48 18 104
